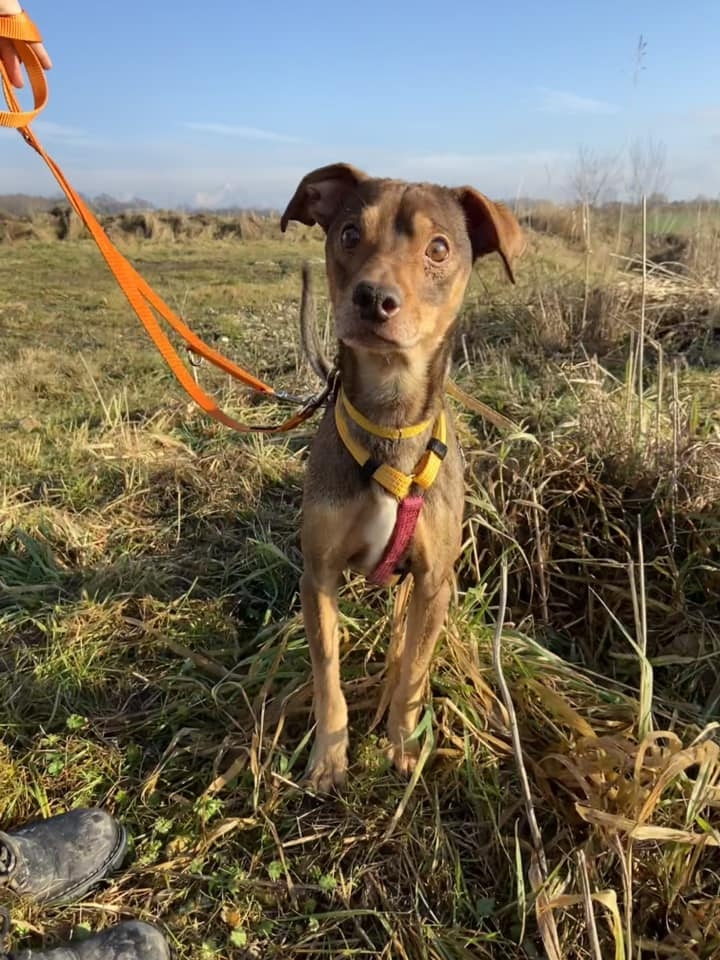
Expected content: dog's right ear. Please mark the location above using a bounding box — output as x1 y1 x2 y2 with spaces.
281 163 368 232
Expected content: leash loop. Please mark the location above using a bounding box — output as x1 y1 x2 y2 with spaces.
0 12 46 128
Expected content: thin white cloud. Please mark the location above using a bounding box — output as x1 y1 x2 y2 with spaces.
690 107 720 125
5 136 720 206
33 120 87 138
193 184 239 208
183 122 301 143
1 161 305 209
397 149 571 198
31 120 99 147
538 88 619 116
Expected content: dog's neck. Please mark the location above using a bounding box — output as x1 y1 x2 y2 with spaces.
337 333 454 429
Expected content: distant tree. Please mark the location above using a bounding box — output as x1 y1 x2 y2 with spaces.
569 146 623 206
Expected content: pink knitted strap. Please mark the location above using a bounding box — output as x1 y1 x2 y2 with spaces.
368 494 425 586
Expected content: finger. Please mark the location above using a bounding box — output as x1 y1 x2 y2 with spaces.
32 40 52 70
0 36 23 87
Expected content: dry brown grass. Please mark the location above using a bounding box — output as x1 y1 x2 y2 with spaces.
0 207 322 247
1 213 720 958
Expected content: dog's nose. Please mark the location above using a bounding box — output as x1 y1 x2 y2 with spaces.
352 281 403 323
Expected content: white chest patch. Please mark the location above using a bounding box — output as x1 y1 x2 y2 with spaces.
359 488 398 572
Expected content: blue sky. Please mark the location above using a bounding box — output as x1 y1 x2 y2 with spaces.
4 0 719 207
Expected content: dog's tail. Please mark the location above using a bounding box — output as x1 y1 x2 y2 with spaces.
300 263 333 383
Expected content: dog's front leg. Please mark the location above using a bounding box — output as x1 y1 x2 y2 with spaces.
386 571 452 775
301 565 348 791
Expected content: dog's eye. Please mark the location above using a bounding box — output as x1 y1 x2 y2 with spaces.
340 224 361 250
426 237 450 262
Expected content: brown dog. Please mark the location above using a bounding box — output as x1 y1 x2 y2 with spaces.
281 163 524 791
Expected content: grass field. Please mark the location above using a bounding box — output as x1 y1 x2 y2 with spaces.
2 208 720 959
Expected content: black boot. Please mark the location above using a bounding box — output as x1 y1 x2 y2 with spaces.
0 809 127 905
0 913 170 960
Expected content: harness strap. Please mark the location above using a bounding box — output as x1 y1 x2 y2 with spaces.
366 494 424 586
334 391 450 583
334 400 447 501
339 387 432 440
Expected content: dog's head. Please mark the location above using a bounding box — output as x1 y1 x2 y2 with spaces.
281 163 525 355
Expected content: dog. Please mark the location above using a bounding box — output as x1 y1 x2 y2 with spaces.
280 163 525 791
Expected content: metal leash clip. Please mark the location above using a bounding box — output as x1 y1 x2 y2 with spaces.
185 346 203 368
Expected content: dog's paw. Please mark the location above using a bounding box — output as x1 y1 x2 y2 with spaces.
305 736 348 793
387 739 420 778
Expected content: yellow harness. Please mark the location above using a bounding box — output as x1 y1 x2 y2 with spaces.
334 386 448 585
334 387 447 501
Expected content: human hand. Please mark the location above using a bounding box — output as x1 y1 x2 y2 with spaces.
0 4 52 89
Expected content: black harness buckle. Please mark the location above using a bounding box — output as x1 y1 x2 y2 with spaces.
426 437 448 460
359 457 382 482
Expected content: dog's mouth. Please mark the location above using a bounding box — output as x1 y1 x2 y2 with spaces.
340 328 420 352
336 307 421 352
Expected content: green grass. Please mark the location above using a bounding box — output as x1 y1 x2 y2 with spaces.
2 225 720 958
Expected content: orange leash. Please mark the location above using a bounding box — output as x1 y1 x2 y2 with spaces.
0 12 326 434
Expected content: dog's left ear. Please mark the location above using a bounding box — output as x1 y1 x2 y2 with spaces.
453 188 526 283
281 163 368 232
